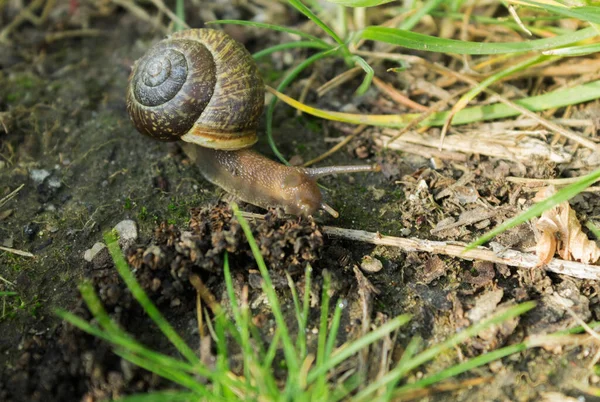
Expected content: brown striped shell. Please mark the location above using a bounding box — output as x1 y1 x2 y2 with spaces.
126 29 264 150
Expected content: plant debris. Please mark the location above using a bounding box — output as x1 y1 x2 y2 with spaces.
534 186 600 265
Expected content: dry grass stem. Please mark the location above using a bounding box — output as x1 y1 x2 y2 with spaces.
297 72 319 117
45 29 104 43
386 87 471 145
237 212 600 280
0 184 24 209
378 129 572 164
372 77 429 112
316 67 362 97
0 246 34 258
526 333 597 349
303 125 367 167
394 142 468 162
359 50 598 152
0 0 45 43
394 377 492 401
0 275 15 287
110 0 168 33
322 226 600 280
507 176 600 186
148 0 190 30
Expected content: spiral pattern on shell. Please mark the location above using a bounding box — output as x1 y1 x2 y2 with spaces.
126 29 264 150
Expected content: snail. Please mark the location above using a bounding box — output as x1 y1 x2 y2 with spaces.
126 28 379 217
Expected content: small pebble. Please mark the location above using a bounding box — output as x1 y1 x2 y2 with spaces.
114 219 138 249
47 177 62 189
2 237 14 248
151 278 161 292
360 255 383 273
83 242 107 262
30 169 50 183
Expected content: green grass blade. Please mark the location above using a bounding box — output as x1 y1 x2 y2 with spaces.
103 231 200 365
307 314 412 383
516 1 600 24
384 336 421 397
56 310 211 378
325 0 395 6
260 330 282 399
352 55 374 95
467 169 600 249
113 391 200 402
543 42 600 57
286 271 307 357
213 313 231 397
287 0 347 50
331 373 363 402
394 342 527 394
587 222 600 239
314 272 332 396
208 19 328 45
222 252 252 382
325 299 344 359
355 302 535 400
174 0 185 32
447 54 551 123
253 41 332 60
360 26 598 54
0 291 17 296
266 49 336 164
113 350 211 397
231 203 300 385
428 10 568 36
223 252 244 336
223 255 269 397
424 80 600 126
401 302 535 373
302 265 312 341
78 281 124 336
268 80 600 128
400 0 445 30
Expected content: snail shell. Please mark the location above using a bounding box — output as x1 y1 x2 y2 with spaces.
126 29 264 150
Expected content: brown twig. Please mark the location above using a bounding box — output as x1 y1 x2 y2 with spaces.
238 211 600 280
372 76 428 112
322 226 600 280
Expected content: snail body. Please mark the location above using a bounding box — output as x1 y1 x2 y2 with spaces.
127 28 378 217
182 144 325 216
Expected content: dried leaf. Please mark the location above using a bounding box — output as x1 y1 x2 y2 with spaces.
534 186 600 265
535 216 558 266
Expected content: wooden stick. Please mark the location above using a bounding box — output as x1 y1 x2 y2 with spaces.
323 226 600 280
238 211 600 280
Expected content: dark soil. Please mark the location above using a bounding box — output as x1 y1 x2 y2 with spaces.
2 2 600 402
